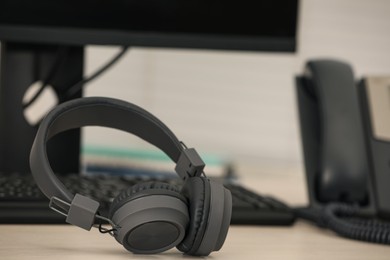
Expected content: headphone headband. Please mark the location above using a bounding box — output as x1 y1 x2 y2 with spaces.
30 97 205 202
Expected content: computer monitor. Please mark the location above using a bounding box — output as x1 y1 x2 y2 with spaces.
0 0 299 52
0 0 299 174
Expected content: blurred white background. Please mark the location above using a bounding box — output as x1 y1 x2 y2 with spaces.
25 0 390 171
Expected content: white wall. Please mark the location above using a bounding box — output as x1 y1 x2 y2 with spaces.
82 0 390 167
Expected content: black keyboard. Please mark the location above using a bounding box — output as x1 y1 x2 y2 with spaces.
0 172 295 225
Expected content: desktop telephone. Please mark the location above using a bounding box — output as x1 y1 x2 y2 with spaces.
295 59 390 244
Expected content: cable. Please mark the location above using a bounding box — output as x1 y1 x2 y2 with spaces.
64 46 129 98
23 46 129 110
22 47 69 109
324 204 390 244
295 204 390 244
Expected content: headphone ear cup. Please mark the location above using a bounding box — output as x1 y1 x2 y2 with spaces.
109 182 190 254
177 177 232 256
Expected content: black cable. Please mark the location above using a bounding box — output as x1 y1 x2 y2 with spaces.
98 221 116 236
94 211 117 236
23 46 129 110
295 204 390 244
324 204 390 244
294 206 325 227
22 47 69 109
64 46 129 98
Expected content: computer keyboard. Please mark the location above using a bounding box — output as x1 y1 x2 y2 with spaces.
0 172 295 225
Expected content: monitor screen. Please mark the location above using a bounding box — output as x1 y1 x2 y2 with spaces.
0 0 299 52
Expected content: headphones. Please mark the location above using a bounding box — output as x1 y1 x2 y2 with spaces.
30 97 232 256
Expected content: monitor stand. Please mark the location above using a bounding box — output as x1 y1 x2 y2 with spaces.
0 41 83 174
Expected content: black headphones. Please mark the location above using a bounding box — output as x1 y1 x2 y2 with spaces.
30 97 232 256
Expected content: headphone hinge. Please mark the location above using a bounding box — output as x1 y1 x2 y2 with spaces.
175 148 205 180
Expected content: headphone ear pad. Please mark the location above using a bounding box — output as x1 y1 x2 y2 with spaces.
109 182 190 254
109 182 185 218
177 177 232 256
177 177 210 254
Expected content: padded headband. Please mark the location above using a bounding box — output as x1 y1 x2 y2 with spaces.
30 97 201 202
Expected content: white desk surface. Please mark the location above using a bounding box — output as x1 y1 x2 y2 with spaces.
1 164 390 260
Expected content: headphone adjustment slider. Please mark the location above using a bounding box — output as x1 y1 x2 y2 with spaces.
49 194 100 231
175 148 205 180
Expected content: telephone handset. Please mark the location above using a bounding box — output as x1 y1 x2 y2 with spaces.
296 59 373 209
